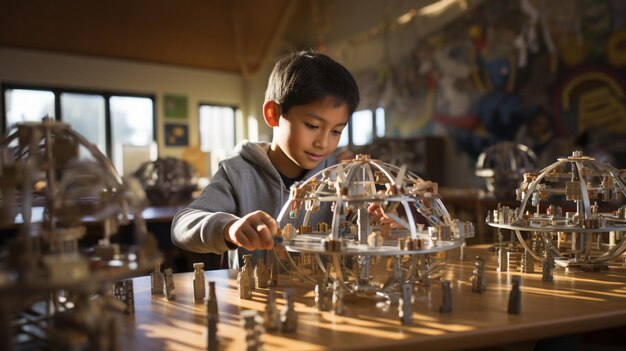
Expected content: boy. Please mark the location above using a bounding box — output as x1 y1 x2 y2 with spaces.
171 50 360 268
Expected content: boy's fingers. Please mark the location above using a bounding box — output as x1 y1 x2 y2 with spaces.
266 217 279 236
256 223 275 250
234 232 252 250
258 212 279 234
242 225 262 249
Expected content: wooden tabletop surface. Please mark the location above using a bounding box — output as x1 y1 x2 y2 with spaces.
119 246 626 350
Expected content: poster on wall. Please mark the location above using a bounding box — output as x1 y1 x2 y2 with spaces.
163 94 188 119
164 123 189 146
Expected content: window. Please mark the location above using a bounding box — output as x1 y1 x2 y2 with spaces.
2 84 156 175
342 107 386 147
375 107 386 138
351 109 374 146
61 93 106 156
199 104 238 175
110 96 155 173
338 124 349 147
4 89 55 129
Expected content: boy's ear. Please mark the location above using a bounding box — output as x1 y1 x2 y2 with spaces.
263 100 281 128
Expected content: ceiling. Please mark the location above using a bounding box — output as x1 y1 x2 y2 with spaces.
0 0 301 75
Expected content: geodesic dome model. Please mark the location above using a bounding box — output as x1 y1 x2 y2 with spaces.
133 157 198 206
0 117 161 350
273 154 474 299
486 150 626 270
475 142 538 198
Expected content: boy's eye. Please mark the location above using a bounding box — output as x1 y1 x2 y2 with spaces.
331 129 343 136
305 122 319 130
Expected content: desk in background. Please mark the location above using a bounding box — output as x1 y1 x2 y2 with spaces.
1 205 223 272
120 246 626 350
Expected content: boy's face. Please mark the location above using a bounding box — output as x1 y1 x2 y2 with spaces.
268 96 349 178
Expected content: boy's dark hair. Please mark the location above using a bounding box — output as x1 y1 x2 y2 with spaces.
265 50 360 115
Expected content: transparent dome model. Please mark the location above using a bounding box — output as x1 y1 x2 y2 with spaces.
486 150 626 270
274 154 474 299
475 142 537 197
0 118 161 350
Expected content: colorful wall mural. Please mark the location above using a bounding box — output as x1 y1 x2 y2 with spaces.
356 0 626 166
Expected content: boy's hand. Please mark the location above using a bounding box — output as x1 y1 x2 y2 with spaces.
224 210 278 251
368 203 404 229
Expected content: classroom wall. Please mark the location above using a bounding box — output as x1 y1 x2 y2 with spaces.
0 46 245 161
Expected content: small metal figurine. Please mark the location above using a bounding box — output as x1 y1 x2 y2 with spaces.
314 283 330 312
542 251 554 282
254 258 269 289
164 268 176 301
282 223 296 241
208 313 218 351
150 264 164 295
507 276 522 314
497 228 508 272
520 248 535 273
399 282 413 325
439 280 452 313
268 253 278 287
263 289 281 331
471 256 487 293
113 279 135 315
241 309 264 351
238 268 253 300
332 280 345 315
238 254 255 299
280 288 298 333
207 281 219 321
193 262 206 303
507 251 522 271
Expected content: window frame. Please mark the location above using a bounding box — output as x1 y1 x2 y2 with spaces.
1 82 157 159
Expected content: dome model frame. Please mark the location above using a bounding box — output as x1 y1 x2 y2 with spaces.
273 154 474 299
487 150 626 270
475 141 538 197
0 118 161 351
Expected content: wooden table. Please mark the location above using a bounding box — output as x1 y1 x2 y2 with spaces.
120 246 626 350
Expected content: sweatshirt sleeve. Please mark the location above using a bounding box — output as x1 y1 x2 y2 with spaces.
171 165 240 254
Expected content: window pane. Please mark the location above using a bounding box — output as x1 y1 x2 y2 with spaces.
247 115 259 141
375 107 385 138
4 89 55 128
338 125 349 147
61 93 106 157
351 110 373 146
110 96 154 174
199 105 235 153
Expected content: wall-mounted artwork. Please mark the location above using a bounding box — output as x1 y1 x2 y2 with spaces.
164 94 188 119
164 123 189 146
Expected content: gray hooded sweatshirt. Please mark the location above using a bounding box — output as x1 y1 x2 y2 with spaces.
171 140 336 268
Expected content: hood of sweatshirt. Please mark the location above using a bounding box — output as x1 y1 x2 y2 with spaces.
232 140 337 189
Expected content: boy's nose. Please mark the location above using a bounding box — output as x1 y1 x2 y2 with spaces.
314 135 328 149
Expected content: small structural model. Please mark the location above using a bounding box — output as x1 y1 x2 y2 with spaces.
507 276 522 315
486 151 626 271
193 262 206 302
0 117 162 351
475 142 537 198
241 309 264 351
280 288 298 332
273 154 474 303
439 280 452 313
